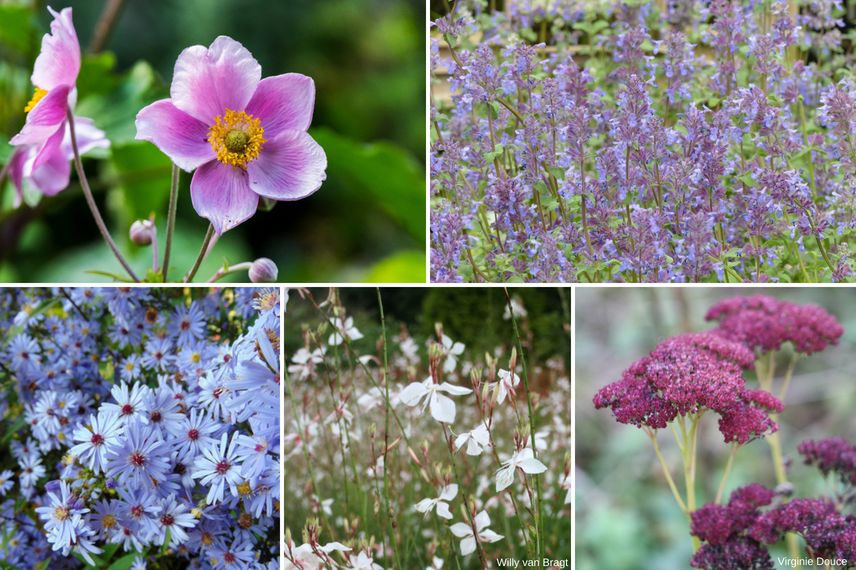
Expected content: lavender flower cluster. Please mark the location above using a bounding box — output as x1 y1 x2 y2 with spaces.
0 287 281 570
431 0 855 283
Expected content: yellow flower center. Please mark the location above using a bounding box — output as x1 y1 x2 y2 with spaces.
24 88 48 113
191 353 201 364
208 109 265 169
54 506 70 521
236 480 253 496
102 514 117 529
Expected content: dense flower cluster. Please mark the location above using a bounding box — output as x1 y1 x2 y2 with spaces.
706 294 844 354
0 287 280 569
691 482 856 568
431 1 855 282
798 437 856 486
593 332 783 443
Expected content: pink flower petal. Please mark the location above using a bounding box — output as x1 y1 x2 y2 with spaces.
190 162 259 234
31 7 80 90
247 130 326 200
136 100 214 171
31 141 71 197
170 36 261 124
63 116 110 156
10 85 71 147
245 74 315 139
7 149 29 208
32 121 65 172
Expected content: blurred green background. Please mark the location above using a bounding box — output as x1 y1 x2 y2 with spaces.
0 0 426 282
284 287 571 369
575 287 856 570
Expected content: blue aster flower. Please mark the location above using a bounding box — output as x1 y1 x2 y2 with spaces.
151 494 197 547
192 432 243 504
68 410 123 474
34 480 89 550
105 419 170 488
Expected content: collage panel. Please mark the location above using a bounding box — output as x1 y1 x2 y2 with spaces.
430 1 855 284
0 0 425 284
283 287 571 569
575 287 855 569
0 286 281 569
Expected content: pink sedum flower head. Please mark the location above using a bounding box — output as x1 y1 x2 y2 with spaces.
9 7 108 203
135 36 327 234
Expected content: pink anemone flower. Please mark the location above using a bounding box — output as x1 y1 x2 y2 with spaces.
8 7 107 203
8 119 109 207
135 36 327 234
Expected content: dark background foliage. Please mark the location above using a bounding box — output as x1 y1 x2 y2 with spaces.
0 0 426 282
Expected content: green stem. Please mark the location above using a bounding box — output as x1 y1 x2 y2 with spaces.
647 429 688 514
206 261 252 283
377 289 401 570
162 163 180 281
183 224 214 283
716 444 739 504
66 109 140 282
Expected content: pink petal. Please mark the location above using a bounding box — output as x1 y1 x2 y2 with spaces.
7 149 30 208
10 85 71 147
190 162 259 234
245 74 315 139
246 130 326 200
32 121 65 172
31 7 80 90
170 36 261 124
135 100 214 171
63 116 110 156
31 141 71 197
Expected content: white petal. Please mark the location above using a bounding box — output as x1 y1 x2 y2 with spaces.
479 529 504 543
466 438 483 456
473 510 491 531
398 381 428 406
449 523 472 538
439 484 458 501
460 537 476 556
438 382 472 396
472 424 491 445
453 433 468 451
436 502 452 520
495 465 515 492
518 457 548 475
451 342 465 356
321 542 351 553
430 392 456 424
414 498 435 513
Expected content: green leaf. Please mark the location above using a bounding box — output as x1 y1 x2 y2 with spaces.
483 143 505 163
106 552 140 570
0 5 35 54
311 128 425 242
365 250 425 282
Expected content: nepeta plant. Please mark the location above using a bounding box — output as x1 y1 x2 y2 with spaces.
593 294 852 567
283 289 571 569
0 287 281 569
431 0 855 283
3 6 326 283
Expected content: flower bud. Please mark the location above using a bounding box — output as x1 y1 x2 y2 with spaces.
249 257 278 283
129 219 155 245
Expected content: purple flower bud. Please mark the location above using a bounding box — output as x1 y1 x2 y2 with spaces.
248 258 278 283
129 220 155 246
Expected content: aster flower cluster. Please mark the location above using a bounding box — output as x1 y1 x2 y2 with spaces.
431 0 855 283
0 287 281 570
284 289 571 568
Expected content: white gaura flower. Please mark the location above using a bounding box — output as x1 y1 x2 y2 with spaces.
288 347 325 380
398 377 472 424
495 447 547 492
440 335 465 373
346 551 383 570
329 317 363 346
449 511 504 555
503 296 527 320
426 556 445 570
454 424 490 456
414 484 458 519
490 369 520 404
561 472 572 505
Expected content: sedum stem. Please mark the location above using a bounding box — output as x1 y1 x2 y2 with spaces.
66 109 140 282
